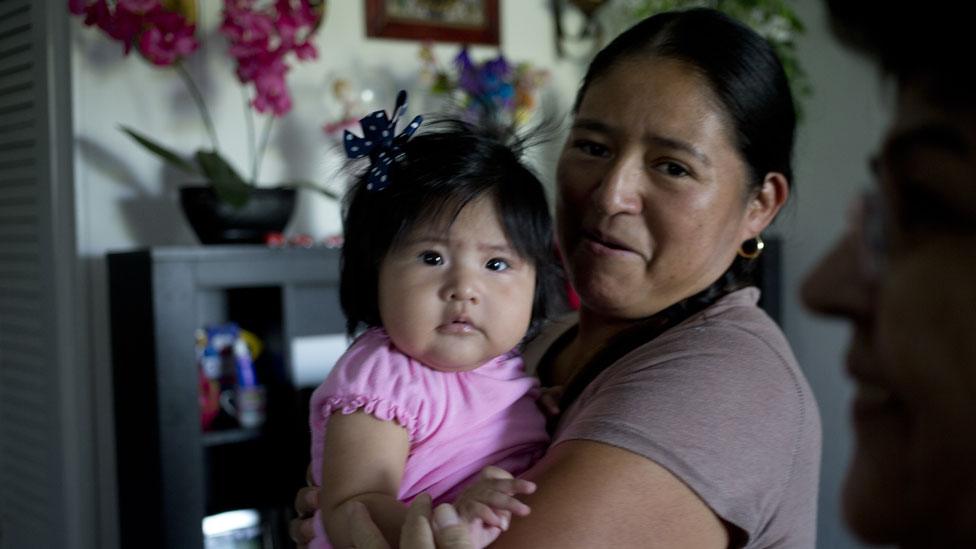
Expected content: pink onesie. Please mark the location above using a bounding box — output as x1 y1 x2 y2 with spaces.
308 328 549 548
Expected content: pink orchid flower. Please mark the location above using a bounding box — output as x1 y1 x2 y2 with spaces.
220 0 321 117
71 0 196 62
139 9 199 65
67 0 331 202
293 41 316 60
250 56 292 115
118 0 161 14
68 0 87 15
98 6 145 53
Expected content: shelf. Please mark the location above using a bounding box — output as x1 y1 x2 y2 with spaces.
107 246 344 548
202 427 265 447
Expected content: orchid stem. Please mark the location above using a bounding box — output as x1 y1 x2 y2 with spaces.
176 62 220 152
254 114 275 186
242 88 257 184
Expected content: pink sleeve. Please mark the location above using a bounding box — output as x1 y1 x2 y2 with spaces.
309 329 443 484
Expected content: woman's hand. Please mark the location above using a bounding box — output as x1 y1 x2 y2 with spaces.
289 463 319 548
289 483 320 548
453 466 537 547
350 494 475 549
537 385 565 418
288 460 480 549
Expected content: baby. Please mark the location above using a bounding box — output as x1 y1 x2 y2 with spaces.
308 92 563 548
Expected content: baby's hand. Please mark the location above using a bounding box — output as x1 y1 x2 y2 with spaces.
454 466 536 548
537 385 564 418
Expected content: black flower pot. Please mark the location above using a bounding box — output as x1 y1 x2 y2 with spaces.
180 186 296 244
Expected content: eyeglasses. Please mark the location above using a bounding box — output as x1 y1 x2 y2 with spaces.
849 188 890 279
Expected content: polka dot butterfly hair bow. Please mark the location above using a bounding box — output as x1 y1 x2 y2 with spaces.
343 90 423 191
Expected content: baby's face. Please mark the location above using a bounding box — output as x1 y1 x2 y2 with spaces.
377 197 537 371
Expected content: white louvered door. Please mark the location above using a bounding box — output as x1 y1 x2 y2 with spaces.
0 1 95 548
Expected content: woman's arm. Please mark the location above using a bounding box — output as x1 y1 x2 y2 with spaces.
491 439 729 548
320 410 410 547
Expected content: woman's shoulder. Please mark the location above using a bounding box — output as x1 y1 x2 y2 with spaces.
556 289 820 545
698 286 771 326
593 287 814 417
664 287 797 371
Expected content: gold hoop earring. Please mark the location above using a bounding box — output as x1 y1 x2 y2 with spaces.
737 235 765 259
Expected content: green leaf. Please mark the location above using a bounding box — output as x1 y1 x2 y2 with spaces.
194 150 252 208
283 180 341 201
120 126 197 174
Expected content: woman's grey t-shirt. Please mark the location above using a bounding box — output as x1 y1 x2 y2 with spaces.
543 288 821 548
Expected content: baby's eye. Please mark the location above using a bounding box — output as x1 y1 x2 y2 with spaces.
573 139 610 158
655 161 690 178
485 258 510 272
419 251 443 265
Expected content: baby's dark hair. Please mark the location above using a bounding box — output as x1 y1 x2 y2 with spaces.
339 118 564 342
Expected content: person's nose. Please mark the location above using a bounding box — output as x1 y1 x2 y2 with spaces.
591 152 644 215
801 230 875 322
440 263 480 305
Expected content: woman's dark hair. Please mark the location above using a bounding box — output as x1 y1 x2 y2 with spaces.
340 118 564 341
574 7 796 319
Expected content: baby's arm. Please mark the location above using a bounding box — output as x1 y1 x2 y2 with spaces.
319 410 410 547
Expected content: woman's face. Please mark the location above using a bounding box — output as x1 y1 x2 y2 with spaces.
556 56 759 320
803 81 976 544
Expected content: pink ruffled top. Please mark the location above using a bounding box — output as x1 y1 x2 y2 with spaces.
309 327 549 503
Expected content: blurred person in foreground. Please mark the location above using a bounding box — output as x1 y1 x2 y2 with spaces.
804 2 976 547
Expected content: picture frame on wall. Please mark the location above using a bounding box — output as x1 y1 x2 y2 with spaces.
365 0 500 45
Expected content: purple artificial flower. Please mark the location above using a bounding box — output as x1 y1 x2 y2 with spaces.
483 55 511 79
438 46 527 125
454 47 480 95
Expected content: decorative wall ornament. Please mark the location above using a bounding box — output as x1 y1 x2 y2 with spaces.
366 0 500 45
